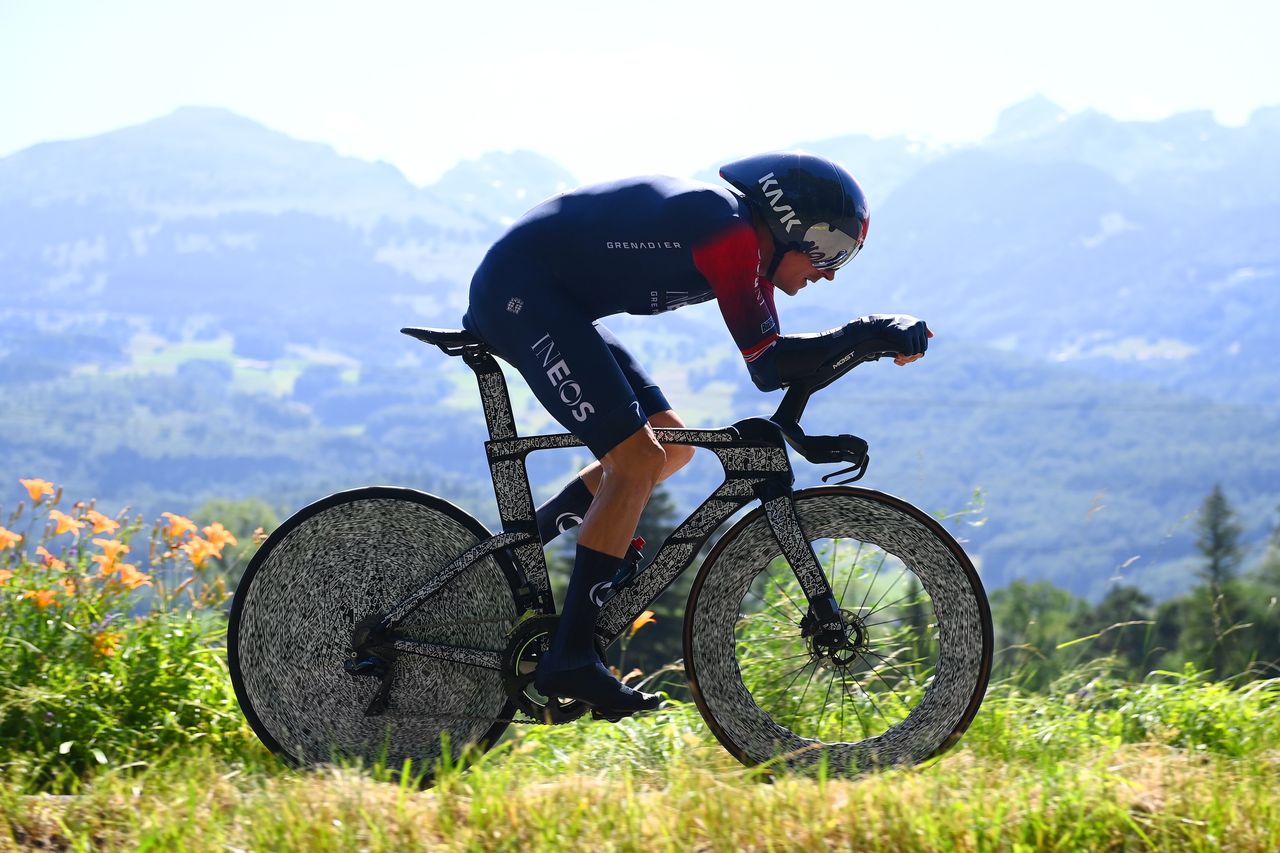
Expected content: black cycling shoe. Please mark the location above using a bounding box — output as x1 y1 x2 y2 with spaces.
534 659 662 717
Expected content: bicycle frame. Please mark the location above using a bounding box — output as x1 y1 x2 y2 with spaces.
372 339 848 653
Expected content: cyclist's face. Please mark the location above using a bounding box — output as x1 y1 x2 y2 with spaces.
773 250 835 296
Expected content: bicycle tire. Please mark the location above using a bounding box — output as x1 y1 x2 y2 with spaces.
228 486 519 772
684 486 992 775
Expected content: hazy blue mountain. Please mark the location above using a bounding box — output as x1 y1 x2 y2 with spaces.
989 98 1280 211
0 106 475 227
428 149 577 222
3 101 1278 602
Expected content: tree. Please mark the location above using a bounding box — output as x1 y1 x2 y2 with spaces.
1256 502 1280 596
1242 503 1280 677
988 579 1088 690
1192 485 1246 678
1076 583 1155 678
1196 484 1242 589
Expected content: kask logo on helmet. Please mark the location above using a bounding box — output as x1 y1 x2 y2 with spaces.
757 172 802 233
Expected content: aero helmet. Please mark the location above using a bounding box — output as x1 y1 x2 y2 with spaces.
720 151 869 276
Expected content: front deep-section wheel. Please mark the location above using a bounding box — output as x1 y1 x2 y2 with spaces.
228 486 520 772
685 486 992 775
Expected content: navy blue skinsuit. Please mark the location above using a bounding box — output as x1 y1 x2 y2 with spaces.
463 176 781 457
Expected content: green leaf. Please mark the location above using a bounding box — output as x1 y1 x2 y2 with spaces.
92 748 108 765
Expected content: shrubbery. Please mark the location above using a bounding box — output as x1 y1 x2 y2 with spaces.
0 479 261 790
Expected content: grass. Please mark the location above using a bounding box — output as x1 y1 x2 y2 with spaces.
3 713 1278 851
4 674 1280 849
4 677 1280 853
6 482 1280 849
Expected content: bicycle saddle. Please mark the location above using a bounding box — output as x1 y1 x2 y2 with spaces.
401 327 483 347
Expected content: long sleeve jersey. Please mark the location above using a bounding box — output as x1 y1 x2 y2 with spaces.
489 176 782 384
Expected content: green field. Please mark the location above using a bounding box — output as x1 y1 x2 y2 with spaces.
5 691 1279 851
4 488 1279 851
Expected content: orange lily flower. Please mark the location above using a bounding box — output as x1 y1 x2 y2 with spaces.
85 510 120 535
36 546 66 571
19 478 55 502
0 526 21 550
49 510 84 536
161 512 197 541
91 631 123 657
22 589 59 609
630 609 657 637
201 522 238 549
116 563 152 590
93 538 130 562
181 536 221 568
0 568 13 586
92 554 121 576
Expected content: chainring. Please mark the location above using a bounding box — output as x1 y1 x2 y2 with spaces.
500 614 608 725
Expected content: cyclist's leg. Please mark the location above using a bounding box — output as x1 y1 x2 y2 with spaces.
464 265 661 711
573 324 695 494
538 422 664 711
578 409 695 489
531 322 689 544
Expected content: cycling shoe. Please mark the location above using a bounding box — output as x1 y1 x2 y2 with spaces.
534 659 661 716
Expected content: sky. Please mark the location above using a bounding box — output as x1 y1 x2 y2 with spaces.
2 0 1278 184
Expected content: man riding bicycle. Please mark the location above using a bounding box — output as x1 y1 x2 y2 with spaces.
461 151 932 716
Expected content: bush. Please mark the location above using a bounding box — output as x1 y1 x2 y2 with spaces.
0 479 260 791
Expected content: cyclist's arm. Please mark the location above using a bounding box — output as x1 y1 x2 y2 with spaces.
752 315 934 391
690 221 784 387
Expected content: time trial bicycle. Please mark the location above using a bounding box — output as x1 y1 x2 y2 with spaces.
227 324 993 778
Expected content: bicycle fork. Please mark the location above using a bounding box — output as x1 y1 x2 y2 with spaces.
759 485 849 649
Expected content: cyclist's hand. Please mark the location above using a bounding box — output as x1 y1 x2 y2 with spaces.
894 326 933 366
851 315 932 365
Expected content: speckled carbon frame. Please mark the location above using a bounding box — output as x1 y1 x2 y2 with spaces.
455 343 832 643
457 345 992 774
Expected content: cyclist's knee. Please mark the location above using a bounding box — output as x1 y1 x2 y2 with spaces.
648 410 695 472
601 428 666 486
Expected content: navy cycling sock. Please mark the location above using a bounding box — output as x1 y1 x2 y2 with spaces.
546 544 621 670
535 477 594 545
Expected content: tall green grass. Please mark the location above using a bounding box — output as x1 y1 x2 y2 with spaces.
5 479 1280 848
3 720 1278 851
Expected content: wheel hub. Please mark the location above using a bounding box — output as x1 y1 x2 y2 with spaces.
808 608 868 668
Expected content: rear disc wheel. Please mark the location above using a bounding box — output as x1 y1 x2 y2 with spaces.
228 487 519 773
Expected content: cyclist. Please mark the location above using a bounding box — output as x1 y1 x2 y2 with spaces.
462 151 931 716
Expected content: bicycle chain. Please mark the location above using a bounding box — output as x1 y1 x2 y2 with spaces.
368 613 601 726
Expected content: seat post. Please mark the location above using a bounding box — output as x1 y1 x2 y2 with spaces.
461 347 518 441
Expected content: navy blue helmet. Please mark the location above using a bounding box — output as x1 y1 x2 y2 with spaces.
720 151 869 271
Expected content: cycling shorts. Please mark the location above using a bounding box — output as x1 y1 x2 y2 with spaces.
462 248 672 459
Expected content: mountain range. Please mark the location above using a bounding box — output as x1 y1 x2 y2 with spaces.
2 100 1277 600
